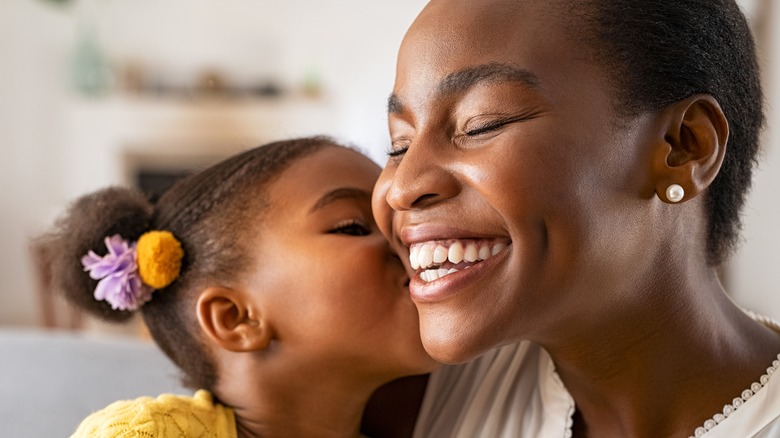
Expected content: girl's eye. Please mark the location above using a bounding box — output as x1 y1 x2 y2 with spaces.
330 220 371 236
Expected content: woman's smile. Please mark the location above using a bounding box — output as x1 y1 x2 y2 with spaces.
410 238 510 281
407 238 513 302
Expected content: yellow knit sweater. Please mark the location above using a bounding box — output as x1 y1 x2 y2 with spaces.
70 390 236 438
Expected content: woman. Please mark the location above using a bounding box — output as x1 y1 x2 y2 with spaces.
372 0 780 436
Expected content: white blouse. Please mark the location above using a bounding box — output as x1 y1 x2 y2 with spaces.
413 316 780 438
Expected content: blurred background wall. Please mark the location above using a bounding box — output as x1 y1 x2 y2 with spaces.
0 0 777 329
731 0 780 323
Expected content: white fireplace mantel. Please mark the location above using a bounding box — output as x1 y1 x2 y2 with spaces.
59 94 339 203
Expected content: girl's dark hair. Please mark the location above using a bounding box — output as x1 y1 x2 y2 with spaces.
38 136 338 390
570 0 764 265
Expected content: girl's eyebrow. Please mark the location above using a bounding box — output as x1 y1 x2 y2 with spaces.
309 187 372 213
387 62 540 115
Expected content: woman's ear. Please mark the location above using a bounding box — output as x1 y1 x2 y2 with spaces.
196 286 273 352
651 94 729 203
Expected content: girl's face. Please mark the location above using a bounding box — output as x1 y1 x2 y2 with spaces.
373 0 667 363
247 146 436 379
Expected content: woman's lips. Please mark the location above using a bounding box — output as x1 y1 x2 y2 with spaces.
409 242 512 302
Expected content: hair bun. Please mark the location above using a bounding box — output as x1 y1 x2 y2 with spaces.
37 187 153 322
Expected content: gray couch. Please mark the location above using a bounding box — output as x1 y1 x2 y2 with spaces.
0 328 189 437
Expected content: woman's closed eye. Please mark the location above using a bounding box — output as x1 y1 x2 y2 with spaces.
387 138 410 158
463 114 532 137
330 219 372 236
386 112 540 158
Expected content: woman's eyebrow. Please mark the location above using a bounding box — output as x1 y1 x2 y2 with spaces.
388 93 405 115
439 62 539 95
387 62 540 115
309 187 372 213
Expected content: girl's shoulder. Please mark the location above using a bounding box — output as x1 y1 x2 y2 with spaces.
70 390 236 438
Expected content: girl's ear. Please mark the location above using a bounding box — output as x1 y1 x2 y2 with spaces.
196 286 273 352
650 94 729 203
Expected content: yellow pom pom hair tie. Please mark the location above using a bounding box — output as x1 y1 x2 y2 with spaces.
136 230 184 290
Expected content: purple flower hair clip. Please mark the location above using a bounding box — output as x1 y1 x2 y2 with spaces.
81 235 153 311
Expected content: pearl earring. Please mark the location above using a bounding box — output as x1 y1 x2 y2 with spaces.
666 184 685 203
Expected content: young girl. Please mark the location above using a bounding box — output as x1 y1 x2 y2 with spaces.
40 137 437 437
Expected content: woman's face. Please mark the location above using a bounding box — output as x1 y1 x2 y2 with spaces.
373 0 667 363
247 146 436 379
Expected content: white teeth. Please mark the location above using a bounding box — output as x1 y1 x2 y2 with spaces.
448 242 464 264
419 267 461 283
464 243 479 262
433 245 448 264
418 244 434 269
409 239 511 275
410 246 420 270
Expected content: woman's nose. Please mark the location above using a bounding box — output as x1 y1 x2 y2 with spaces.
384 139 460 212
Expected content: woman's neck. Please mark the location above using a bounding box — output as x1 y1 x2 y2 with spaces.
542 272 780 437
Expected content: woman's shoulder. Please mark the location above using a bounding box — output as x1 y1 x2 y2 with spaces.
70 390 236 438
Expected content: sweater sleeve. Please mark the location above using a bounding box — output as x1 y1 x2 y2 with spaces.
70 390 236 438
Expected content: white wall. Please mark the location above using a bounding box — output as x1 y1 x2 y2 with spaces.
0 0 427 326
1 0 75 326
93 0 428 161
729 0 780 320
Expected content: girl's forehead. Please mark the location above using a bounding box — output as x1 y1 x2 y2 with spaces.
266 148 379 207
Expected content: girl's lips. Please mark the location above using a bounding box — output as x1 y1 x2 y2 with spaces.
409 243 512 302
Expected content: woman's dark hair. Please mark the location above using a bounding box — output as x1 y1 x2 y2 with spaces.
38 136 338 390
570 0 764 265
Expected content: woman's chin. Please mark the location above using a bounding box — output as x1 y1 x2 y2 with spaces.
421 334 491 365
